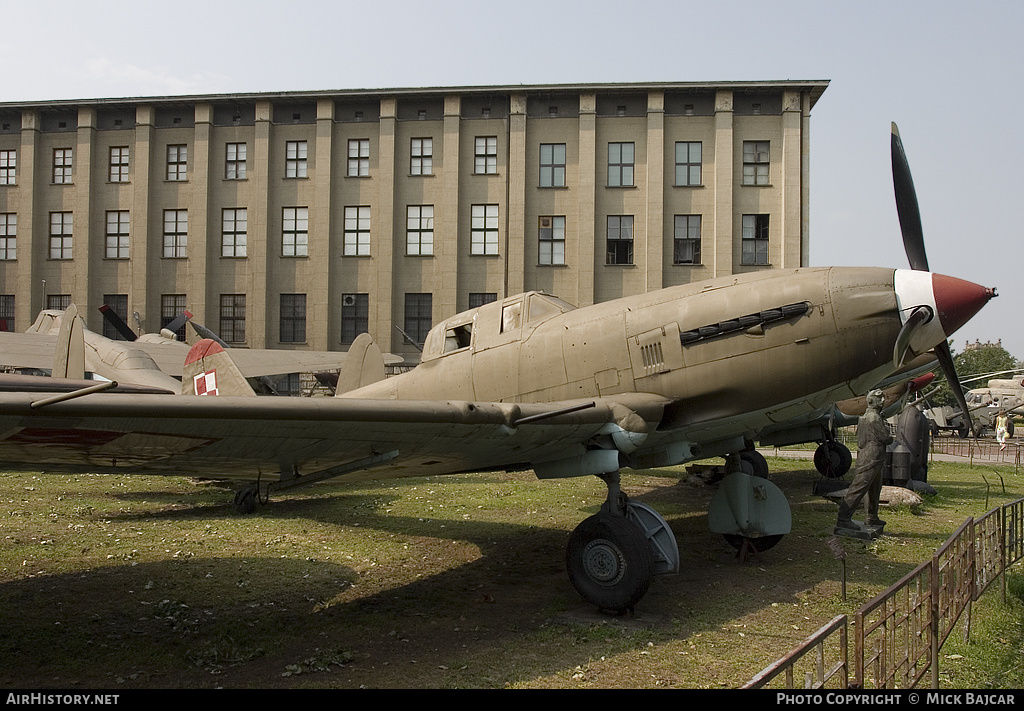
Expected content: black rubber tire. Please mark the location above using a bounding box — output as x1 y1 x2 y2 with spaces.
739 450 769 478
566 514 655 612
813 441 852 478
724 533 784 553
233 487 257 514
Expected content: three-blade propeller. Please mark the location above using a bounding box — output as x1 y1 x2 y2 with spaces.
891 122 973 434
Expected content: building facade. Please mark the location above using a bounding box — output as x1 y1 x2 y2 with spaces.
0 81 828 359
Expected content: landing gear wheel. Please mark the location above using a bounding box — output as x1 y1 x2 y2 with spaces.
814 441 852 478
739 450 769 478
957 423 970 439
233 486 257 514
724 533 783 553
567 514 655 613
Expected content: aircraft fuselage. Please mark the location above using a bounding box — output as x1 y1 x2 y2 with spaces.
348 267 904 445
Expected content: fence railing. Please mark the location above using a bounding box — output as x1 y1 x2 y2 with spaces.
744 497 1024 689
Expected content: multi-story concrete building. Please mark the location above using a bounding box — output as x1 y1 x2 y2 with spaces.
0 80 828 360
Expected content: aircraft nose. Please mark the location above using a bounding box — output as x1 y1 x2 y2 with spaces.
933 274 996 337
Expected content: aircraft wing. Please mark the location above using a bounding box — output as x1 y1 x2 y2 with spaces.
1 327 402 381
127 335 404 378
182 347 404 379
0 386 666 489
0 331 60 370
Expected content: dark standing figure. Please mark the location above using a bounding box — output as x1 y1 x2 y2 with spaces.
836 389 892 538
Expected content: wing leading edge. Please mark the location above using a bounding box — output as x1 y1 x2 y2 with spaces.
0 389 670 488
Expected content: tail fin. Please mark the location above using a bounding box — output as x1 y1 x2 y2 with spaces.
53 304 86 379
335 333 386 396
182 339 256 396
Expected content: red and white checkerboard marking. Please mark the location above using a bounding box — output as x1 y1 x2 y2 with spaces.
193 369 218 396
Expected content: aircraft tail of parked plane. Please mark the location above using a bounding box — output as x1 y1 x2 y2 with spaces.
52 303 86 380
334 333 387 396
182 339 257 397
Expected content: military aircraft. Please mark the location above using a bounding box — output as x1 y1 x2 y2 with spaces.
0 125 996 612
0 305 401 393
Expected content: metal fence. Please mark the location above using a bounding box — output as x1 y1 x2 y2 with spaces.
932 437 1023 472
744 497 1024 689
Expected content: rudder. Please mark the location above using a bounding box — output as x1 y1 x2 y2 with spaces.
334 333 386 396
182 339 256 396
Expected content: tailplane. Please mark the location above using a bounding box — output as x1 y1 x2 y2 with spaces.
182 339 256 396
335 333 386 396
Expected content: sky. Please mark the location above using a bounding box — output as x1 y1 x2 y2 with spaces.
4 0 1022 356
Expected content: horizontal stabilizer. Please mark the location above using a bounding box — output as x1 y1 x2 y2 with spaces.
182 339 256 396
335 333 386 396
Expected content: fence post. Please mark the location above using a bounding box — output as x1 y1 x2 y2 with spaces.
930 548 940 689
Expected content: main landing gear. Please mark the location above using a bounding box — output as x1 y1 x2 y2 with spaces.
814 439 852 478
232 484 264 514
566 471 679 613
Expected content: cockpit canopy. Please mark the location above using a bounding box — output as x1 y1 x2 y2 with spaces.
421 292 576 361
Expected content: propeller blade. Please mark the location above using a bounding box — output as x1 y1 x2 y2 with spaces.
892 123 929 271
163 310 194 336
892 305 931 367
98 303 137 341
186 320 229 348
936 340 973 435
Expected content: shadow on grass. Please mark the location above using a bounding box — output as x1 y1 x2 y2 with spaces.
1 461 936 688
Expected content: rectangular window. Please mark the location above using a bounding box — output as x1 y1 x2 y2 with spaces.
53 148 73 184
741 214 770 265
475 136 497 174
469 293 497 309
49 212 73 259
285 140 307 178
406 205 434 255
225 142 247 179
606 215 634 265
0 149 15 185
221 208 247 257
607 142 634 187
411 138 432 175
404 293 432 347
166 144 187 181
673 215 701 265
742 141 770 186
471 204 499 255
675 142 702 186
538 215 566 266
109 146 130 182
47 294 71 311
539 143 566 187
343 206 371 256
0 213 15 260
0 295 13 332
162 209 187 258
282 207 308 256
219 294 246 344
161 294 187 340
280 293 306 343
105 210 130 259
347 139 369 177
341 293 369 344
101 294 129 340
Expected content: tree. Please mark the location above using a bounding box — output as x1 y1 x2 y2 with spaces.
929 340 1021 406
